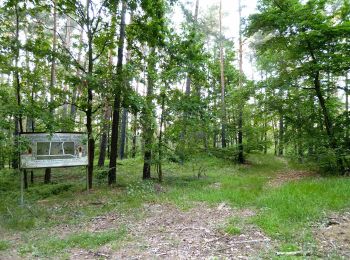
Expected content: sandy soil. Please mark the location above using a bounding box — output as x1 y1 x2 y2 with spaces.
314 211 350 258
69 203 274 259
267 170 319 187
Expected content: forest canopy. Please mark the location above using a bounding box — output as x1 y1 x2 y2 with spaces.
0 0 349 188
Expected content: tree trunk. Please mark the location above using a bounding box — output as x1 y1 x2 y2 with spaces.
278 114 284 156
119 108 128 159
157 93 166 182
345 72 349 140
264 119 267 154
45 0 57 184
237 0 244 163
219 0 226 148
26 116 34 184
99 45 114 167
131 80 139 158
12 2 22 169
109 0 127 185
85 0 96 189
143 49 156 180
314 71 344 173
98 105 111 167
62 18 72 120
70 29 83 122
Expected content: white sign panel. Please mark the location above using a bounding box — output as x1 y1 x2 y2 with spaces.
20 133 88 169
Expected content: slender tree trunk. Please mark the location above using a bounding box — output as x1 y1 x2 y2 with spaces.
143 49 156 180
132 118 137 158
314 72 335 147
272 120 277 155
98 105 111 167
346 72 349 140
109 0 127 184
264 119 267 154
237 0 244 163
131 79 139 158
85 0 97 189
119 108 128 159
278 114 284 156
219 0 226 148
157 93 166 182
131 84 139 158
314 71 344 173
45 0 57 184
12 1 22 169
98 43 114 167
70 29 83 122
26 117 34 185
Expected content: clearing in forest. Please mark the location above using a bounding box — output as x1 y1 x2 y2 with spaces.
0 154 350 259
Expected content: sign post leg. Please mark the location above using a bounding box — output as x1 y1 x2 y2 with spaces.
20 170 24 206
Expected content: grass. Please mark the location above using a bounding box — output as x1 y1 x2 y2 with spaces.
253 177 350 241
223 217 243 235
19 228 127 257
0 240 10 251
0 153 349 257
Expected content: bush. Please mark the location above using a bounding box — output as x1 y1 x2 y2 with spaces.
206 147 240 162
95 166 109 183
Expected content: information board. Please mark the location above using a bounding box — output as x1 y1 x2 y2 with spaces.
20 133 88 169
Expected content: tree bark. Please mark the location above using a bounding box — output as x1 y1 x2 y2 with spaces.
131 83 139 158
45 0 57 184
237 0 244 163
219 0 226 148
314 71 344 173
119 108 128 159
109 0 127 184
70 29 83 122
157 93 166 182
98 105 111 167
98 43 114 167
345 72 349 140
278 114 284 156
143 49 156 180
86 0 96 189
12 1 22 169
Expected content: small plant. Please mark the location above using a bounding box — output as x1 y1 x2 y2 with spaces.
19 228 127 257
95 166 109 183
223 217 242 235
0 240 9 251
126 180 155 198
225 224 242 235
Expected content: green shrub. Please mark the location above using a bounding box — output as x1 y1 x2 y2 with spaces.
0 240 10 251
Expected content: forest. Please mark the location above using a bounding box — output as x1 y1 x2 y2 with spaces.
0 0 349 259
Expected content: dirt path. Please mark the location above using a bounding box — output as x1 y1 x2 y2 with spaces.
267 157 319 187
267 169 319 187
70 203 274 259
314 211 350 258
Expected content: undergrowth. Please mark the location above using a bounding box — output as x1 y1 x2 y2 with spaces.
0 153 349 257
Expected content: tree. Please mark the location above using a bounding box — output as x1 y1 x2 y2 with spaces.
109 0 127 185
44 0 57 184
247 0 350 173
237 0 244 163
219 0 227 148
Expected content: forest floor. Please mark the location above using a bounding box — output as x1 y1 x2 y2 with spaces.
0 153 350 259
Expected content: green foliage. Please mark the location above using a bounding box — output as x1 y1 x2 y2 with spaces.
224 217 242 235
207 147 240 162
0 240 10 251
19 228 127 257
246 0 349 173
253 177 350 240
95 166 109 183
1 154 350 257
